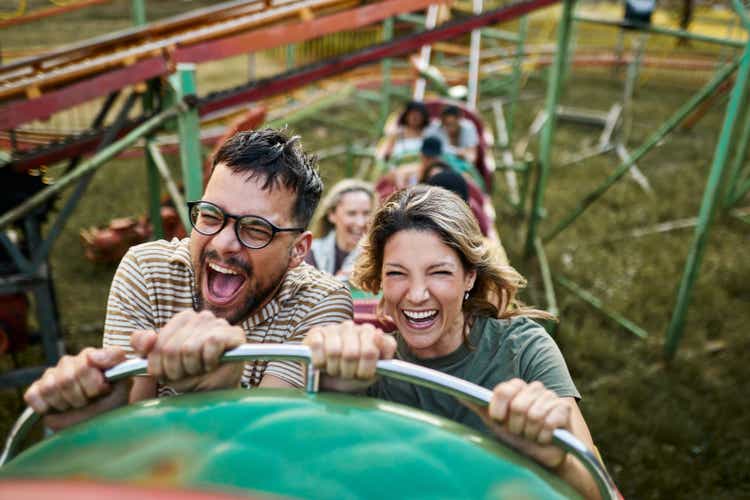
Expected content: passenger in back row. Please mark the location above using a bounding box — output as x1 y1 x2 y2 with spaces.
306 179 376 280
304 185 606 499
24 128 353 430
377 100 431 164
426 104 480 164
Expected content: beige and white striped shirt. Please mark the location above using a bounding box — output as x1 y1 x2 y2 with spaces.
103 238 353 389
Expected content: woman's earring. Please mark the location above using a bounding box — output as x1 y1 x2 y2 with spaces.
464 291 470 301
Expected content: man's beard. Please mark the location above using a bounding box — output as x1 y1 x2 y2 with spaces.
195 249 288 325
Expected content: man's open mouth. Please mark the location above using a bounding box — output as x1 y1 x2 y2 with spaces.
205 262 246 304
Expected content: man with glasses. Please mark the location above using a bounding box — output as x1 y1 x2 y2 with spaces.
24 129 353 429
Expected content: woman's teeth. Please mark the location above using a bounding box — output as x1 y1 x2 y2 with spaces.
403 309 438 321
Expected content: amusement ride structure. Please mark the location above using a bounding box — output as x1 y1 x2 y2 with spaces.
0 0 748 392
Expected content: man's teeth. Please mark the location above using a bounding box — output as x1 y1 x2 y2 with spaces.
208 262 239 275
403 309 438 320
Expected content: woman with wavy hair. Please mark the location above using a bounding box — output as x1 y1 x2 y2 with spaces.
304 185 605 499
306 179 375 280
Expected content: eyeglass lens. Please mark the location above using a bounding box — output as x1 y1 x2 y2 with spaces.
189 202 275 248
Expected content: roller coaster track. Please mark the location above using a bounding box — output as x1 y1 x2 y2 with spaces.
1 0 560 171
0 0 112 29
0 0 359 113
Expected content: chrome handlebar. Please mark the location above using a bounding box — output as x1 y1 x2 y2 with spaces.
1 344 618 499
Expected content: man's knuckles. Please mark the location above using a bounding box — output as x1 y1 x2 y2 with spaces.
360 345 379 361
340 343 361 362
509 395 533 415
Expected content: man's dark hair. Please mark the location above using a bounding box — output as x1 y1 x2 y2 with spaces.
211 128 323 228
424 170 469 202
440 105 462 119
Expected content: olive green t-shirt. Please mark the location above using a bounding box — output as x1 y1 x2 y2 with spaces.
367 315 580 435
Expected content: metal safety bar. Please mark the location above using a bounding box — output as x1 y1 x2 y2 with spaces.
1 344 618 499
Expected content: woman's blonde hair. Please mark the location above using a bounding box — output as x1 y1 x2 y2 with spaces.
310 179 375 238
351 185 554 325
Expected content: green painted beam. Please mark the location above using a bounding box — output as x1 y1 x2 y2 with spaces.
507 15 528 143
378 17 395 133
574 14 747 48
524 0 576 256
664 41 750 360
0 104 184 230
169 64 203 202
265 85 356 129
554 274 649 339
147 142 191 234
534 237 558 318
723 96 750 207
130 0 146 26
542 57 741 244
731 0 750 30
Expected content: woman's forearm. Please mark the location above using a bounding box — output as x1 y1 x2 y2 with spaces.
556 453 603 500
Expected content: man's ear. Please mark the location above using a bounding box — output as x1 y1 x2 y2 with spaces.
288 231 312 269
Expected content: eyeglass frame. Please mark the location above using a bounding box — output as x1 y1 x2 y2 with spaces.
187 200 305 249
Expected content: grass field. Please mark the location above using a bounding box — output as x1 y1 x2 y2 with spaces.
2 1 749 498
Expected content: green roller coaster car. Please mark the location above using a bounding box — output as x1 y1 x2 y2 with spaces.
0 345 617 499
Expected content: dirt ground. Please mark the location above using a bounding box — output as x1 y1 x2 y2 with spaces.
1 1 749 498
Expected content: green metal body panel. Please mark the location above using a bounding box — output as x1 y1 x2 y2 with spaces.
1 390 579 499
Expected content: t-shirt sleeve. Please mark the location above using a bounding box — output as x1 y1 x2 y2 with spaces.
461 120 479 148
102 248 156 354
517 324 581 400
263 285 354 387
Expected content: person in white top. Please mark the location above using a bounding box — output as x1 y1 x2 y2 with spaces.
426 104 479 164
378 101 431 164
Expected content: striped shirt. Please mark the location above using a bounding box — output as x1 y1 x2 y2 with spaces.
103 238 353 390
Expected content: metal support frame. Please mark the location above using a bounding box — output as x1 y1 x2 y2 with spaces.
524 3 750 357
146 143 191 233
0 103 186 387
378 17 395 133
413 4 440 101
574 13 747 49
7 0 559 172
664 37 750 360
525 0 576 257
467 0 484 109
144 86 165 240
0 104 186 230
507 15 528 145
131 0 165 240
0 88 140 389
130 0 146 26
542 58 740 244
534 237 558 319
555 274 648 339
723 88 750 207
169 64 203 202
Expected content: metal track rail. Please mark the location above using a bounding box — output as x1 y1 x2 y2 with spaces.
0 0 351 102
2 0 558 171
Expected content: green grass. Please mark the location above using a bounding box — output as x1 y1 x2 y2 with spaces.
2 2 750 498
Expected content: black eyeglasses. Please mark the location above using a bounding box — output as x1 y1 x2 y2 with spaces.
187 201 304 249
